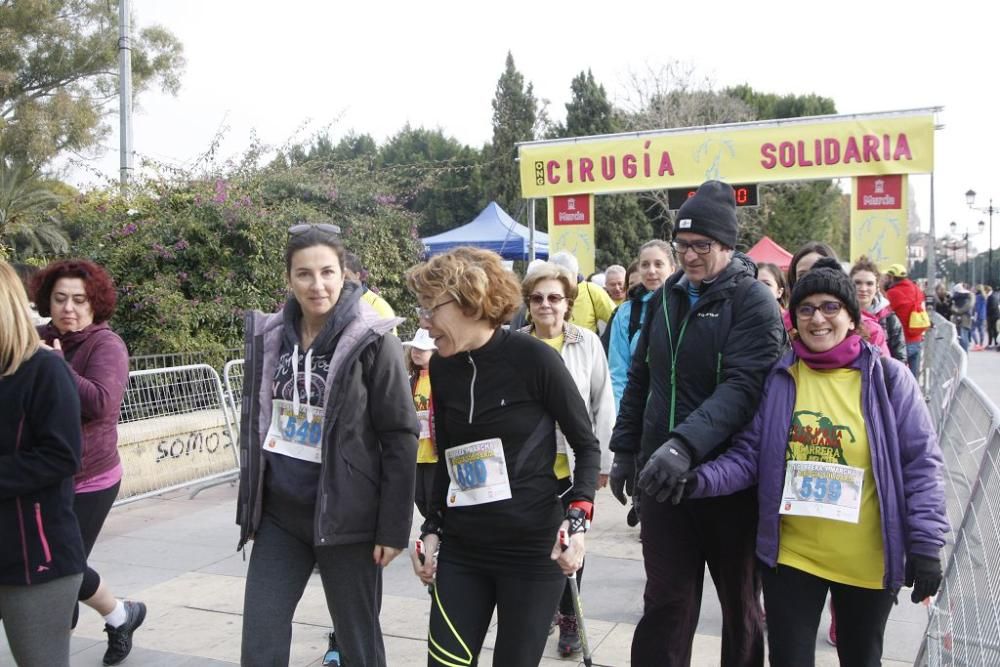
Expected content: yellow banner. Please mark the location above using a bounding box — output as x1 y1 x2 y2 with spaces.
850 175 908 268
547 194 595 276
519 113 934 198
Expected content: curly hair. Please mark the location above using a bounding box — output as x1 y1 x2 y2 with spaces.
406 247 520 328
32 259 118 322
521 262 577 319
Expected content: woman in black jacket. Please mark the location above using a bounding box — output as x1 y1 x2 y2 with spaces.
407 247 601 667
0 260 85 666
236 224 418 667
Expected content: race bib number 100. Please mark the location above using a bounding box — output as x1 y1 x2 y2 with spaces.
445 438 512 507
779 460 864 524
264 399 324 464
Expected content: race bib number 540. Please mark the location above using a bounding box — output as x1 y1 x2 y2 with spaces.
264 399 324 464
779 460 864 524
445 438 512 507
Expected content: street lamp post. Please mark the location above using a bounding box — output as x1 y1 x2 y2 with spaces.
967 190 999 286
950 219 986 285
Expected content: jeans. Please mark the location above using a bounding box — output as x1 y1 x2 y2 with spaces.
958 326 971 351
906 341 923 377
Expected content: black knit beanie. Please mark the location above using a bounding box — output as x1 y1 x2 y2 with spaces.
674 180 739 248
789 257 861 329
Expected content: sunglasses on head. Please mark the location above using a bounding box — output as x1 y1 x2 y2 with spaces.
288 222 342 237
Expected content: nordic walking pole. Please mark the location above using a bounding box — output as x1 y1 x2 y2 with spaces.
560 529 593 667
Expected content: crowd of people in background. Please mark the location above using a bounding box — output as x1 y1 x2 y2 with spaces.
1 179 954 667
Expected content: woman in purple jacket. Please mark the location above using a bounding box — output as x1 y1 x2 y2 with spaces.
673 258 947 667
32 259 145 666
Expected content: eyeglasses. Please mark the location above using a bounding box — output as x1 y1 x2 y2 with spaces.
415 299 455 321
672 239 716 255
795 301 844 319
529 293 567 306
288 222 342 237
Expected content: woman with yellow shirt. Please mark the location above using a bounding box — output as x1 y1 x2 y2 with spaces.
672 258 947 666
403 328 438 518
518 261 615 659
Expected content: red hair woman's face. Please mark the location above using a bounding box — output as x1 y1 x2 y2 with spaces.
50 278 94 333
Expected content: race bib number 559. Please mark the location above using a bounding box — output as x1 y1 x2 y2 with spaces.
779 460 864 524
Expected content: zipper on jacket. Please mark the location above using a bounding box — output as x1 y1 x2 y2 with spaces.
862 355 895 589
16 497 31 584
34 503 53 563
467 354 478 424
716 353 722 386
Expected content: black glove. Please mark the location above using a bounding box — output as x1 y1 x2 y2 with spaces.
905 554 943 603
638 438 692 503
669 471 699 505
609 452 637 505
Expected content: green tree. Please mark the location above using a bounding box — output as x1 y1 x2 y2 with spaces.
558 70 653 266
724 86 842 254
484 52 536 214
377 125 484 236
0 0 185 166
0 159 68 256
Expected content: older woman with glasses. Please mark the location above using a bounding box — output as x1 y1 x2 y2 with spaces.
237 222 418 667
517 261 614 657
406 247 600 667
670 257 947 667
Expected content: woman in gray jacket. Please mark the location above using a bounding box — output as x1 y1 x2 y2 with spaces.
236 223 418 667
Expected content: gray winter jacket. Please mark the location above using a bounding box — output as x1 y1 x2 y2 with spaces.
236 284 419 550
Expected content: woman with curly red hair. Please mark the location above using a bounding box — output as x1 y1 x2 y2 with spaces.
32 259 145 666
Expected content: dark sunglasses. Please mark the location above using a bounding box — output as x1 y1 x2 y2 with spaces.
288 222 342 237
529 293 567 305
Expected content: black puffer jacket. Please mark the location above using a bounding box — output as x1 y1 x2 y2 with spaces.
610 254 786 464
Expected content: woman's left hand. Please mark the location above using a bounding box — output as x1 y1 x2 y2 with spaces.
550 520 585 576
373 544 402 567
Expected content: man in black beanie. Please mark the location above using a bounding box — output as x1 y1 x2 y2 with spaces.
610 180 786 666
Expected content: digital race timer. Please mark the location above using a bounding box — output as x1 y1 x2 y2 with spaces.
666 183 759 210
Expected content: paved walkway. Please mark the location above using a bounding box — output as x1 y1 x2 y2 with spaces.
8 350 997 666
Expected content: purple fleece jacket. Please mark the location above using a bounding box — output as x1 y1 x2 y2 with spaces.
691 343 947 590
38 322 129 484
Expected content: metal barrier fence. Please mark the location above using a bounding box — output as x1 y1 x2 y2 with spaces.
114 364 239 506
128 348 242 373
223 359 245 437
917 315 1000 666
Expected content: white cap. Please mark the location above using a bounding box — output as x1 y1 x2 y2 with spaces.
402 328 437 351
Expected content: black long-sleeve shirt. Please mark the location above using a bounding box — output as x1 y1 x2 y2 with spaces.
429 328 600 558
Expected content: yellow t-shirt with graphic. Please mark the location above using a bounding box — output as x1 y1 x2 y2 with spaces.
413 370 437 463
532 332 570 478
779 361 885 589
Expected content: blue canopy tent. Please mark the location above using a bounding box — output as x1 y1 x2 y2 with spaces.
422 201 548 260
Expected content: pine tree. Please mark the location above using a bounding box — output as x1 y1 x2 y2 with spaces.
561 70 653 266
484 53 537 215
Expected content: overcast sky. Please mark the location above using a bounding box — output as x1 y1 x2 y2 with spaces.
73 0 1000 250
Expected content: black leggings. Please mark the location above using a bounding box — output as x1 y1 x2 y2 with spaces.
74 481 121 600
428 549 565 666
761 563 895 667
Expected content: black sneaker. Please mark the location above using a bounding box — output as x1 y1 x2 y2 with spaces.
558 613 582 657
103 600 147 665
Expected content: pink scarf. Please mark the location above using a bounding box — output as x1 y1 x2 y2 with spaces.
792 333 863 370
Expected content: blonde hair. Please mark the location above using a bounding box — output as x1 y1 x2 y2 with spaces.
406 247 521 328
521 262 577 318
0 261 41 376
